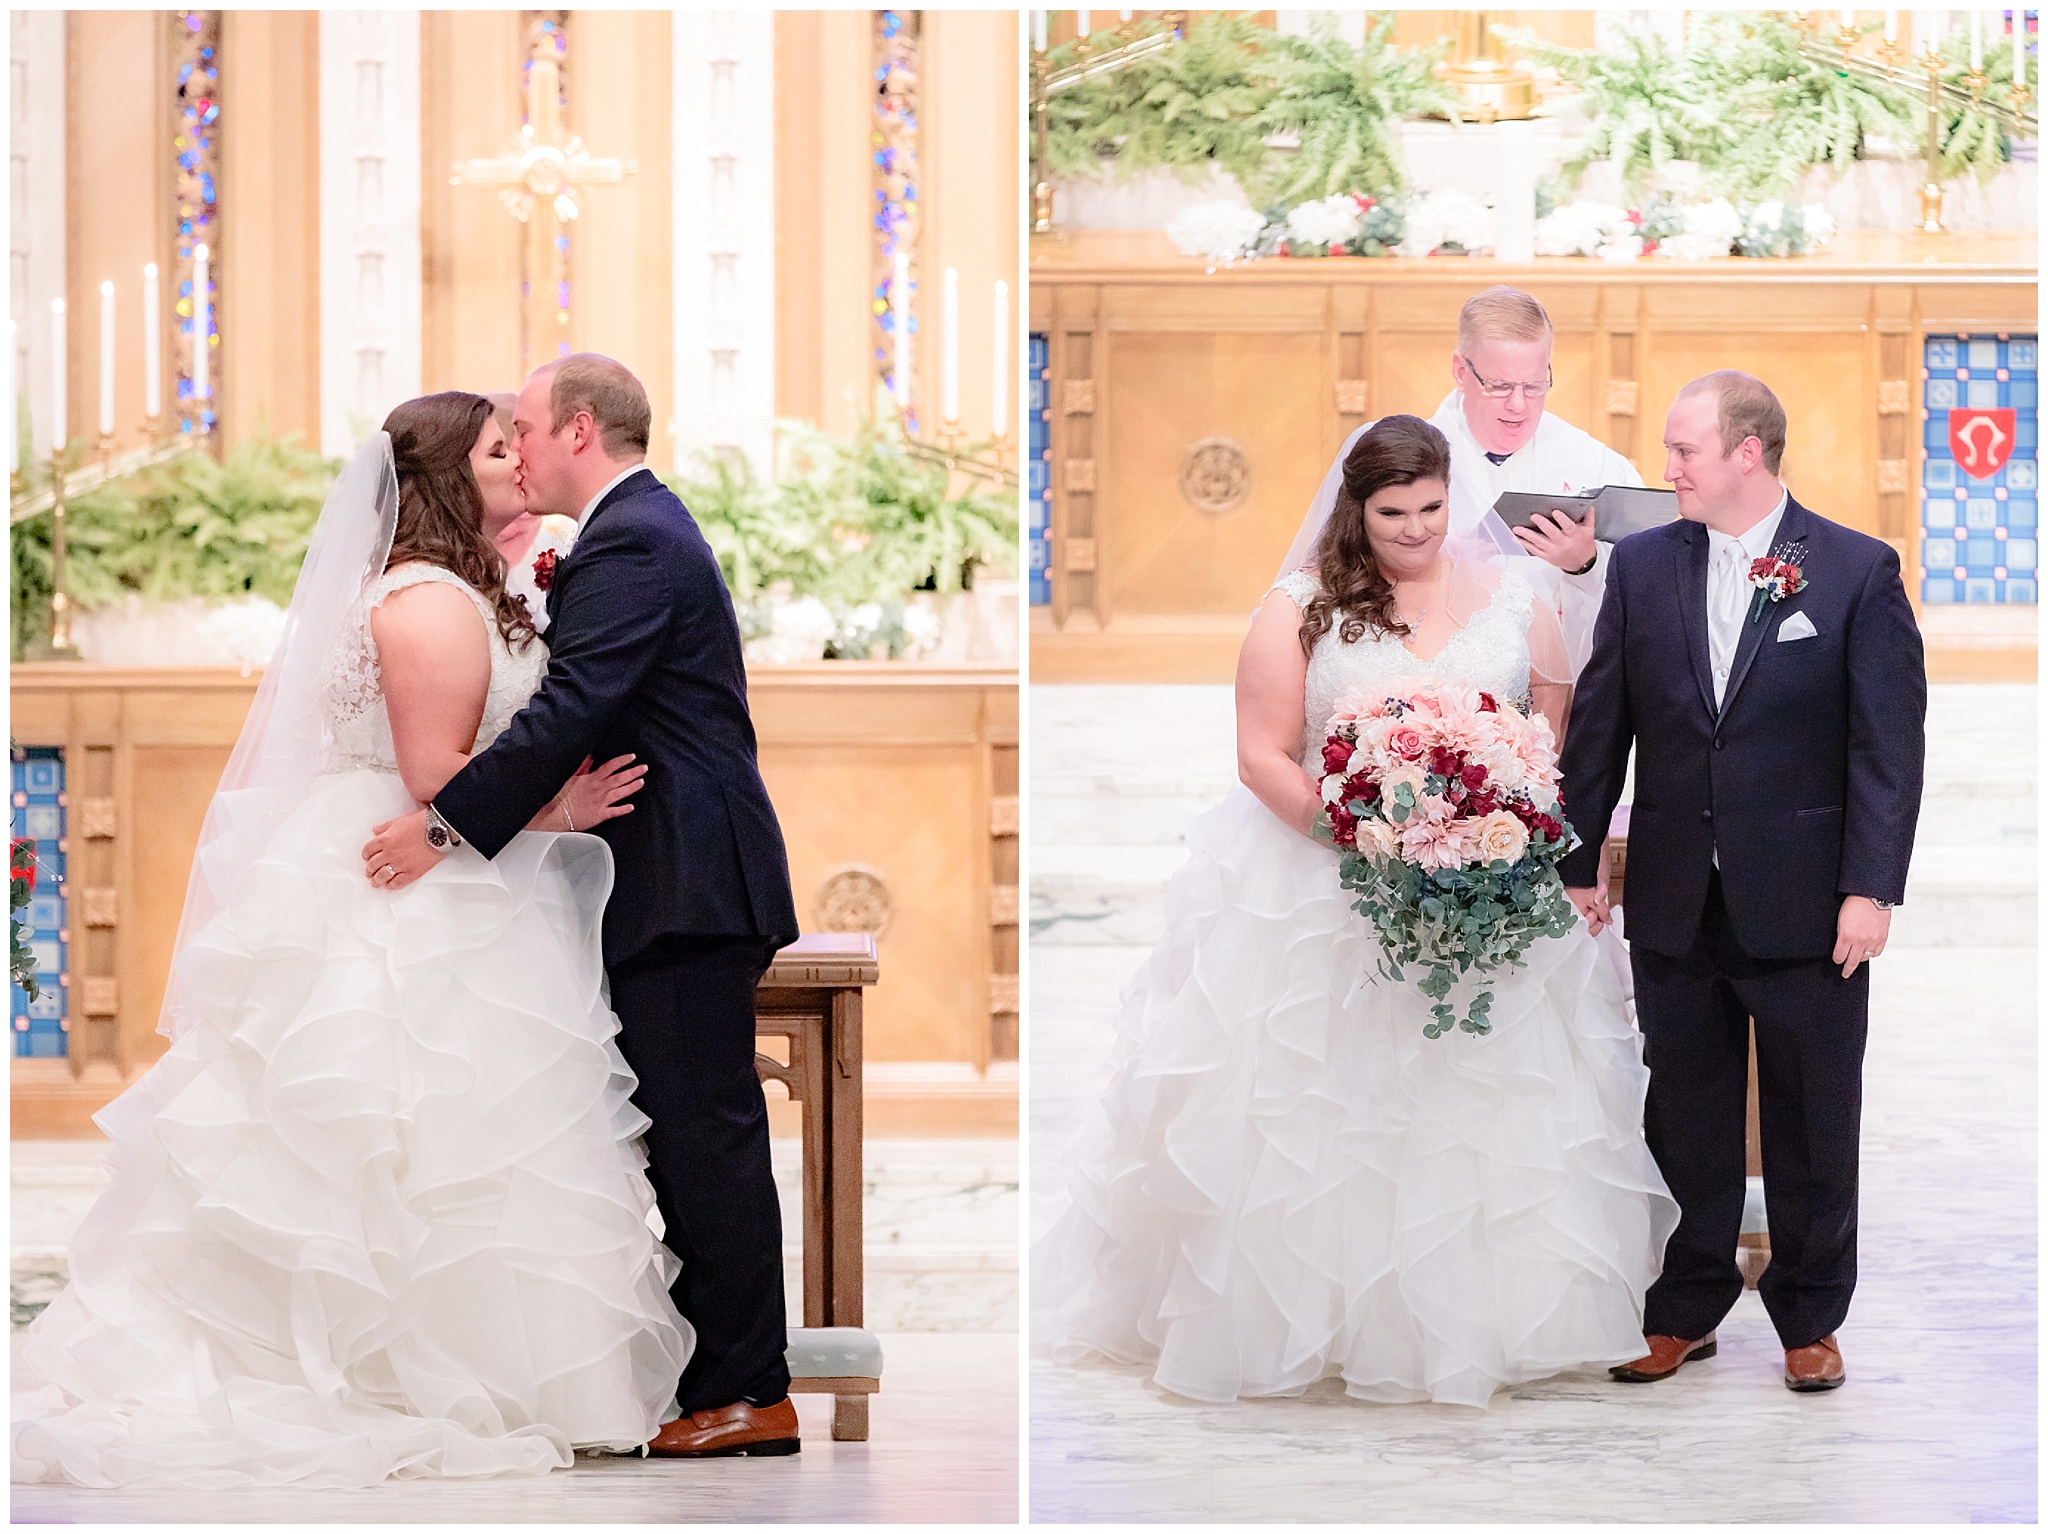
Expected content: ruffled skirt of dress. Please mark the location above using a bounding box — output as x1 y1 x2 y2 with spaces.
11 768 692 1488
1034 786 1678 1409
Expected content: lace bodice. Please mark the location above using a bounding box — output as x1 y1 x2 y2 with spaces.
1275 564 1537 769
322 564 546 774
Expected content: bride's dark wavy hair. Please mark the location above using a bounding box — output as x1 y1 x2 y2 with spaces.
381 392 536 649
1300 414 1452 655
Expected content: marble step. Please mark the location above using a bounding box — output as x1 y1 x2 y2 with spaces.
1032 842 2036 949
11 1138 1019 1336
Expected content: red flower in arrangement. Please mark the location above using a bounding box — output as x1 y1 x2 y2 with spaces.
1429 745 1465 780
10 838 36 895
1476 692 1498 713
1626 208 1644 226
532 548 558 592
1322 738 1356 775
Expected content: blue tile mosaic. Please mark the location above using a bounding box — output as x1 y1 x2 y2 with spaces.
1029 333 1052 607
11 747 66 1059
1921 333 2037 604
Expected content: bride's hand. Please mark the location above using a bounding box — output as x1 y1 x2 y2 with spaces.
1565 885 1611 936
539 754 646 832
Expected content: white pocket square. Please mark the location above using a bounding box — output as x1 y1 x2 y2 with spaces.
1777 611 1818 642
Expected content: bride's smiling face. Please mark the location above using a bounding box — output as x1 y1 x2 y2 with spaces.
467 417 526 537
1361 477 1449 579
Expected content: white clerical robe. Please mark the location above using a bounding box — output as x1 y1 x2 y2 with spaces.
1426 390 1646 674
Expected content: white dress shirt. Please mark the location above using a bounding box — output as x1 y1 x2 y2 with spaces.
1705 490 1788 710
577 462 648 524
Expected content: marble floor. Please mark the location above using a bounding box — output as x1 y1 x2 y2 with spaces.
1026 683 2037 1524
12 1331 1019 1524
11 1138 1020 1522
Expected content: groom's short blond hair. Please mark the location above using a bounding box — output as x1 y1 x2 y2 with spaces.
543 353 650 456
1457 286 1553 353
1679 370 1788 475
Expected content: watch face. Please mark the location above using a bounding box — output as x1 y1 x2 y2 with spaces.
426 825 450 850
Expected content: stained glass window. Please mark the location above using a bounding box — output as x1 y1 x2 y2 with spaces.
172 10 221 438
11 748 66 1059
1029 335 1052 606
1921 334 2038 604
873 10 920 430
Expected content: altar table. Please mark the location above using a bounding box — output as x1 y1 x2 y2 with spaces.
757 933 881 1439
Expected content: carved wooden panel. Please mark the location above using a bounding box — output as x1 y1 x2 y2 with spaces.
80 978 119 1017
1604 378 1639 416
80 889 117 928
989 795 1019 837
1063 458 1096 493
987 973 1020 1013
1876 459 1910 494
1064 537 1097 573
79 798 116 839
1876 379 1911 415
1062 378 1095 415
1335 379 1369 415
988 885 1019 924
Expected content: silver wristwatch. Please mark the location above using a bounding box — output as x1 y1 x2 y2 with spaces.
424 805 464 852
1869 898 1894 911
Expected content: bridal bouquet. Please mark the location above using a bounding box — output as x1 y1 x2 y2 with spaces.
1316 681 1579 1038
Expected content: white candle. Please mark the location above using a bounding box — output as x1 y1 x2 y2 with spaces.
1034 10 1047 51
1842 9 1856 27
142 263 161 419
1078 11 1091 39
1935 9 1950 54
193 242 210 414
1885 10 1899 41
7 318 16 472
1971 8 1982 67
48 298 65 456
891 253 910 410
992 280 1009 439
98 280 114 438
1120 9 1133 19
941 267 960 425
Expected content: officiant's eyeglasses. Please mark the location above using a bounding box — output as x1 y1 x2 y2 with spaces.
1464 361 1554 401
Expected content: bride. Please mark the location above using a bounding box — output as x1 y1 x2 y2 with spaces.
13 393 692 1487
1034 414 1678 1409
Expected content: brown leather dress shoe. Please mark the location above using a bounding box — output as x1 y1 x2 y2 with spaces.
646 1397 801 1457
1783 1334 1846 1392
1609 1332 1718 1383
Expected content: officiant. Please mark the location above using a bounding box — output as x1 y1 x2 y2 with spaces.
1427 284 1646 667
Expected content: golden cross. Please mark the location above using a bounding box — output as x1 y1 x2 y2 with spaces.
449 37 635 222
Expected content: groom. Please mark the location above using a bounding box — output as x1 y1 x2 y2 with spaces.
362 355 803 1454
1559 371 1925 1393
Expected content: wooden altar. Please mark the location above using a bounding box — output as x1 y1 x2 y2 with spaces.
1029 230 2038 683
8 663 1017 1140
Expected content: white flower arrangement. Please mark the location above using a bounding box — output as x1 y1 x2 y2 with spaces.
1396 188 1494 258
1164 201 1269 264
1285 193 1364 252
1655 197 1744 261
743 592 837 665
1533 200 1633 257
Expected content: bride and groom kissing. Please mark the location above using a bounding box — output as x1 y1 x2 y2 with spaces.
1038 299 1926 1408
16 356 805 1486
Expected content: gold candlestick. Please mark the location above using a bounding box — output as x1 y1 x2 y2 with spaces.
1919 47 1949 233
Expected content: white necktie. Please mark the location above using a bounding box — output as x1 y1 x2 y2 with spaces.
1710 542 1749 708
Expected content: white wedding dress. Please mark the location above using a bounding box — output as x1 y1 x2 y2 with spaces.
1035 562 1679 1409
12 564 692 1489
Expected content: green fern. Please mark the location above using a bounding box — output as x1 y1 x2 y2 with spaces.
1499 24 1726 199
1249 13 1462 202
1043 12 1277 187
1691 14 1921 197
1928 24 2026 183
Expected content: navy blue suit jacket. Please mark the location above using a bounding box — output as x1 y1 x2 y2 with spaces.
436 467 800 967
1557 494 1926 960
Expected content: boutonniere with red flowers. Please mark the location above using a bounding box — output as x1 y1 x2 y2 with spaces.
532 548 558 592
1747 543 1808 624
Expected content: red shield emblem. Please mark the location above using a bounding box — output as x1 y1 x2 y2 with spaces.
1949 408 2017 480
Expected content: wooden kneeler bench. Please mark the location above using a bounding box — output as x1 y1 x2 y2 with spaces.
1606 811 1772 1290
755 934 883 1440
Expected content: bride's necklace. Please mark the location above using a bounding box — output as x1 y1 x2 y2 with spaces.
1394 561 1450 626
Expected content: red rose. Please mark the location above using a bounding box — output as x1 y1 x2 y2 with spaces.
1341 772 1379 806
1477 692 1498 713
1329 807 1358 848
532 548 558 592
1322 738 1355 775
10 838 35 896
